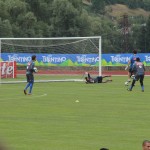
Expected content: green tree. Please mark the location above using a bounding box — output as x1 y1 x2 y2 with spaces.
5 0 27 20
91 0 106 14
34 21 51 37
0 1 9 20
136 25 146 52
50 0 81 36
25 0 53 22
145 16 150 52
77 10 93 36
0 18 13 37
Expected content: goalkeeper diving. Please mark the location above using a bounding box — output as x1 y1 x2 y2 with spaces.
84 72 112 84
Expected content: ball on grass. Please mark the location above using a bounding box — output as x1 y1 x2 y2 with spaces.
125 81 129 86
75 100 79 103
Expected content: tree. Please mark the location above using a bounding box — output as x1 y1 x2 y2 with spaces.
34 21 51 37
77 10 93 36
50 0 82 36
0 18 13 37
25 0 53 22
145 16 150 52
0 1 9 20
136 25 146 52
5 0 27 21
91 0 106 14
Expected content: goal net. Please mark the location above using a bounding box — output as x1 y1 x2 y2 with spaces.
0 37 102 83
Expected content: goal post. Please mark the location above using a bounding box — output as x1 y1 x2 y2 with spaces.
0 37 102 83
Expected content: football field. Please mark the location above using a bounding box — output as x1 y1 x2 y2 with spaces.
0 76 150 150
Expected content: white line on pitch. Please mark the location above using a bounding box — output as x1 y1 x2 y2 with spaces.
0 93 47 101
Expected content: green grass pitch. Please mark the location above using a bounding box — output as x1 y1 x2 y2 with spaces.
0 76 150 150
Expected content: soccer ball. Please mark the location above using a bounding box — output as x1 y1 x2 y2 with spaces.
34 67 38 73
131 75 135 79
125 81 129 86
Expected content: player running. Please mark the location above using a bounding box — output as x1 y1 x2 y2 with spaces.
85 72 112 84
24 55 37 95
127 57 145 92
125 49 140 84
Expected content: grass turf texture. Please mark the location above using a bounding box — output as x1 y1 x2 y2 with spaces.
0 76 150 150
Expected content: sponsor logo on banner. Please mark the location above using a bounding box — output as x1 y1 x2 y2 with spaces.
42 55 66 63
76 55 99 63
145 55 150 62
0 61 16 78
111 55 130 63
8 54 31 63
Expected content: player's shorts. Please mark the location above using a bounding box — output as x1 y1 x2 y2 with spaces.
134 74 144 81
129 68 133 73
97 76 102 83
129 68 134 76
26 74 34 83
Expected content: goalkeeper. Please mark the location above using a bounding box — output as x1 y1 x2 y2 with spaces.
24 55 37 95
84 72 112 84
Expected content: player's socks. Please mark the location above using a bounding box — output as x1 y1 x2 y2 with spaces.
128 85 132 91
24 83 30 90
24 83 30 94
141 85 144 92
29 83 33 94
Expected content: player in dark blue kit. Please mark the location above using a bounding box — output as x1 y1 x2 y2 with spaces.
85 72 112 84
125 50 140 83
24 55 37 95
127 57 145 92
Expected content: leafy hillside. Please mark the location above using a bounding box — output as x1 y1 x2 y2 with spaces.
106 4 150 17
0 0 150 53
86 0 150 53
82 0 92 5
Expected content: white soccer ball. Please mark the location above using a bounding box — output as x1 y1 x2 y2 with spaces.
131 75 135 79
34 67 38 73
125 81 129 86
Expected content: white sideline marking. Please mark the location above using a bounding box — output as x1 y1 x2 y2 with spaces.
0 93 47 100
28 93 47 98
0 79 84 84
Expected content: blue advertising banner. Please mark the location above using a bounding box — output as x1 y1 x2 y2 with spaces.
102 53 150 66
1 53 150 66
